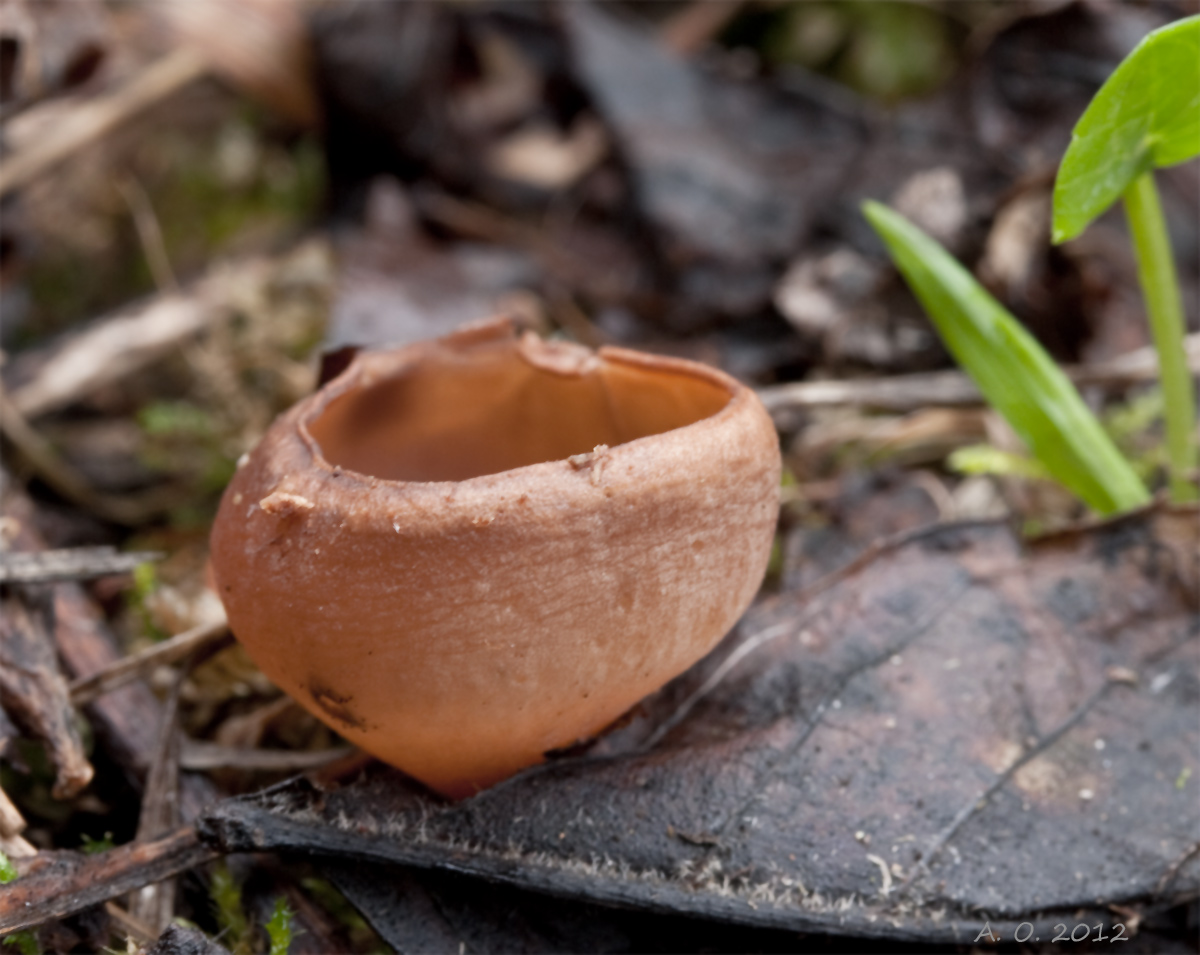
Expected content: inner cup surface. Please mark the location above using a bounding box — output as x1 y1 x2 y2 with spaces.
306 338 733 482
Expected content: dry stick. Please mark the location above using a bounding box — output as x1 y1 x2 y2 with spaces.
129 665 186 934
0 589 94 800
0 826 218 934
0 833 36 859
659 0 745 56
103 902 158 947
0 547 162 585
179 740 355 773
54 583 223 823
1156 839 1200 896
3 256 270 420
1 481 221 821
69 617 230 707
0 788 25 841
115 175 180 294
0 46 209 197
756 333 1200 415
0 386 159 525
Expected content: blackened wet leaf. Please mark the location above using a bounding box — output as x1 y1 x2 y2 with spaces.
323 859 815 954
200 507 1198 944
145 924 232 955
562 4 862 269
326 178 538 357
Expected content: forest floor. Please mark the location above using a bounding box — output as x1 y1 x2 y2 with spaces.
0 2 1197 953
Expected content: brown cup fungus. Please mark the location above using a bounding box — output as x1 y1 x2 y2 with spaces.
210 320 781 798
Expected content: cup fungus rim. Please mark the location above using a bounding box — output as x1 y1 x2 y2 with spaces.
291 318 755 492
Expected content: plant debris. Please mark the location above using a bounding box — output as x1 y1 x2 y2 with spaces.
0 0 1195 950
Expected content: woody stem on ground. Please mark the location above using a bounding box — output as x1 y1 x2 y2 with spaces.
1123 170 1198 502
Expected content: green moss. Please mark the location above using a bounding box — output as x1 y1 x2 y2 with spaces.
1102 387 1170 486
210 861 253 955
0 849 17 884
760 1 958 102
265 897 296 955
947 444 1051 481
17 106 324 348
127 561 169 642
155 118 324 268
2 932 40 955
80 832 115 855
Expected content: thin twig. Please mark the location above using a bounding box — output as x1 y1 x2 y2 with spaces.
659 0 744 56
0 834 36 859
0 788 25 841
1156 839 1200 895
0 826 218 933
130 664 186 932
179 741 356 773
756 333 1200 415
0 47 209 197
3 255 273 420
69 616 230 707
0 547 162 585
115 175 180 293
0 385 172 525
103 902 158 946
0 587 94 799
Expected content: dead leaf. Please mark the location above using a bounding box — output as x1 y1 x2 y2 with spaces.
199 506 1199 943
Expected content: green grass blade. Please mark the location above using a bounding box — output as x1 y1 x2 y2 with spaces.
1052 14 1200 243
863 201 1150 515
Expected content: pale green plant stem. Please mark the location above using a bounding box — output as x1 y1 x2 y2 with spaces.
1123 170 1198 502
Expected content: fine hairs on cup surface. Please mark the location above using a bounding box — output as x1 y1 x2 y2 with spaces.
210 318 782 798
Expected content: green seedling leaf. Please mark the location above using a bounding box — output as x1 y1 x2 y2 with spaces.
863 201 1150 515
1052 14 1200 242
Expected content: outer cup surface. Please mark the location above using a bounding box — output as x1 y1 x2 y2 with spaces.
210 320 781 797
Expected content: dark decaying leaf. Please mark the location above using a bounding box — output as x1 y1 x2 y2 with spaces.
561 2 860 320
323 859 819 954
562 3 861 268
199 506 1199 945
144 923 232 955
325 177 538 358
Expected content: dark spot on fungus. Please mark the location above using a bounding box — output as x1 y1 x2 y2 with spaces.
307 680 367 730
